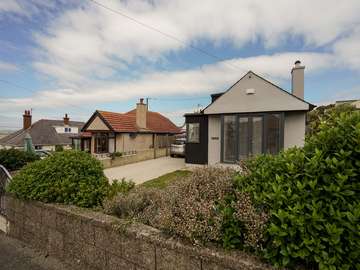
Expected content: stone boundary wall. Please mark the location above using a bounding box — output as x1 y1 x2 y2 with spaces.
3 195 273 270
101 148 169 168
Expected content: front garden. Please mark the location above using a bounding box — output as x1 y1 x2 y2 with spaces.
6 105 360 270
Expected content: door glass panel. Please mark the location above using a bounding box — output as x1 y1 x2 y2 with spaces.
95 133 109 153
238 117 249 160
252 117 263 156
266 114 280 154
223 115 236 162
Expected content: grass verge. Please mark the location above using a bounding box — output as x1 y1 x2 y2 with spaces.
140 170 191 189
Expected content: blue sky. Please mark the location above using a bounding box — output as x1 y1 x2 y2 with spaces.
0 0 360 129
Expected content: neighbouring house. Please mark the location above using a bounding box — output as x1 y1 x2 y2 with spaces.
77 99 181 157
0 111 84 151
185 60 315 165
335 99 360 109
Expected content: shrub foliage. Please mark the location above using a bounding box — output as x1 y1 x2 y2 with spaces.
0 148 39 171
105 109 359 269
8 150 110 208
229 111 360 269
104 167 266 247
306 103 356 136
107 179 135 199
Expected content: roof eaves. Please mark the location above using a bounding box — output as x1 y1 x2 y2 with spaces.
96 110 116 132
82 110 115 132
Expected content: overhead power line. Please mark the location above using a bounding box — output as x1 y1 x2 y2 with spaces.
88 0 243 72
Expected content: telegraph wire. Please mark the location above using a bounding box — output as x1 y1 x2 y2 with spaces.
88 0 243 72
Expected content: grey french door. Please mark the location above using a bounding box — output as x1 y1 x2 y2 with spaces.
238 116 263 160
222 113 284 163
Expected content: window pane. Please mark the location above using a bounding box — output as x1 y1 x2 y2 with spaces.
187 123 200 143
96 133 108 153
252 117 263 156
266 114 280 154
238 117 249 160
223 115 236 162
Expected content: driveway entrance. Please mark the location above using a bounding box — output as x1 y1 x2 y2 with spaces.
104 156 185 185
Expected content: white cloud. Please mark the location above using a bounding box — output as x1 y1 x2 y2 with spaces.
0 51 334 111
30 0 360 86
0 1 24 14
0 115 22 130
333 27 360 71
0 0 80 19
0 61 18 72
1 0 360 125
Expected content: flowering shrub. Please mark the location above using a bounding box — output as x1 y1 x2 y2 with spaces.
103 187 163 221
155 167 235 244
105 167 266 247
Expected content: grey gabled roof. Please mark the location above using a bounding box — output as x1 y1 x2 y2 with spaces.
0 119 84 147
202 71 315 114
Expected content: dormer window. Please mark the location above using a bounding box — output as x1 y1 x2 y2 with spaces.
64 127 72 133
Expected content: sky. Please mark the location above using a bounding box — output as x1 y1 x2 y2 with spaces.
0 0 360 130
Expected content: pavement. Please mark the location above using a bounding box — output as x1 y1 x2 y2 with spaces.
104 156 186 184
0 232 68 270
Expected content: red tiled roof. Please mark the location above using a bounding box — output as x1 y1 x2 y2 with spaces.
97 110 181 134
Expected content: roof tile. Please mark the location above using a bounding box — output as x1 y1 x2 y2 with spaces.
97 110 180 134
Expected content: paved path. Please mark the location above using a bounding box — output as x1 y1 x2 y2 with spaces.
104 156 185 184
0 232 68 270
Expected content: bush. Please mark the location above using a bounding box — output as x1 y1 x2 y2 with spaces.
230 111 360 269
104 167 266 247
107 179 135 199
104 187 164 221
110 152 123 159
155 167 235 244
0 148 39 171
307 103 356 136
7 150 110 208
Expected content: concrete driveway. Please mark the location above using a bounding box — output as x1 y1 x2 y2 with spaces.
104 156 185 184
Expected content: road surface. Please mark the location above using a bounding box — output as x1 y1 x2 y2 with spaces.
0 232 68 270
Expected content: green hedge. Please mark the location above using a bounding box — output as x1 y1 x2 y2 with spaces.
7 151 110 208
0 148 39 171
225 111 360 269
306 103 356 136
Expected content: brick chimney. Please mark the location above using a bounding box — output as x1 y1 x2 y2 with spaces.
23 110 32 129
63 113 70 125
291 60 305 99
136 98 147 129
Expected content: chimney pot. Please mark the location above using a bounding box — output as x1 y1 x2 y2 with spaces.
291 60 305 99
63 113 70 125
23 109 32 129
136 99 147 129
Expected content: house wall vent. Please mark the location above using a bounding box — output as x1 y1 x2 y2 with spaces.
245 88 255 95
